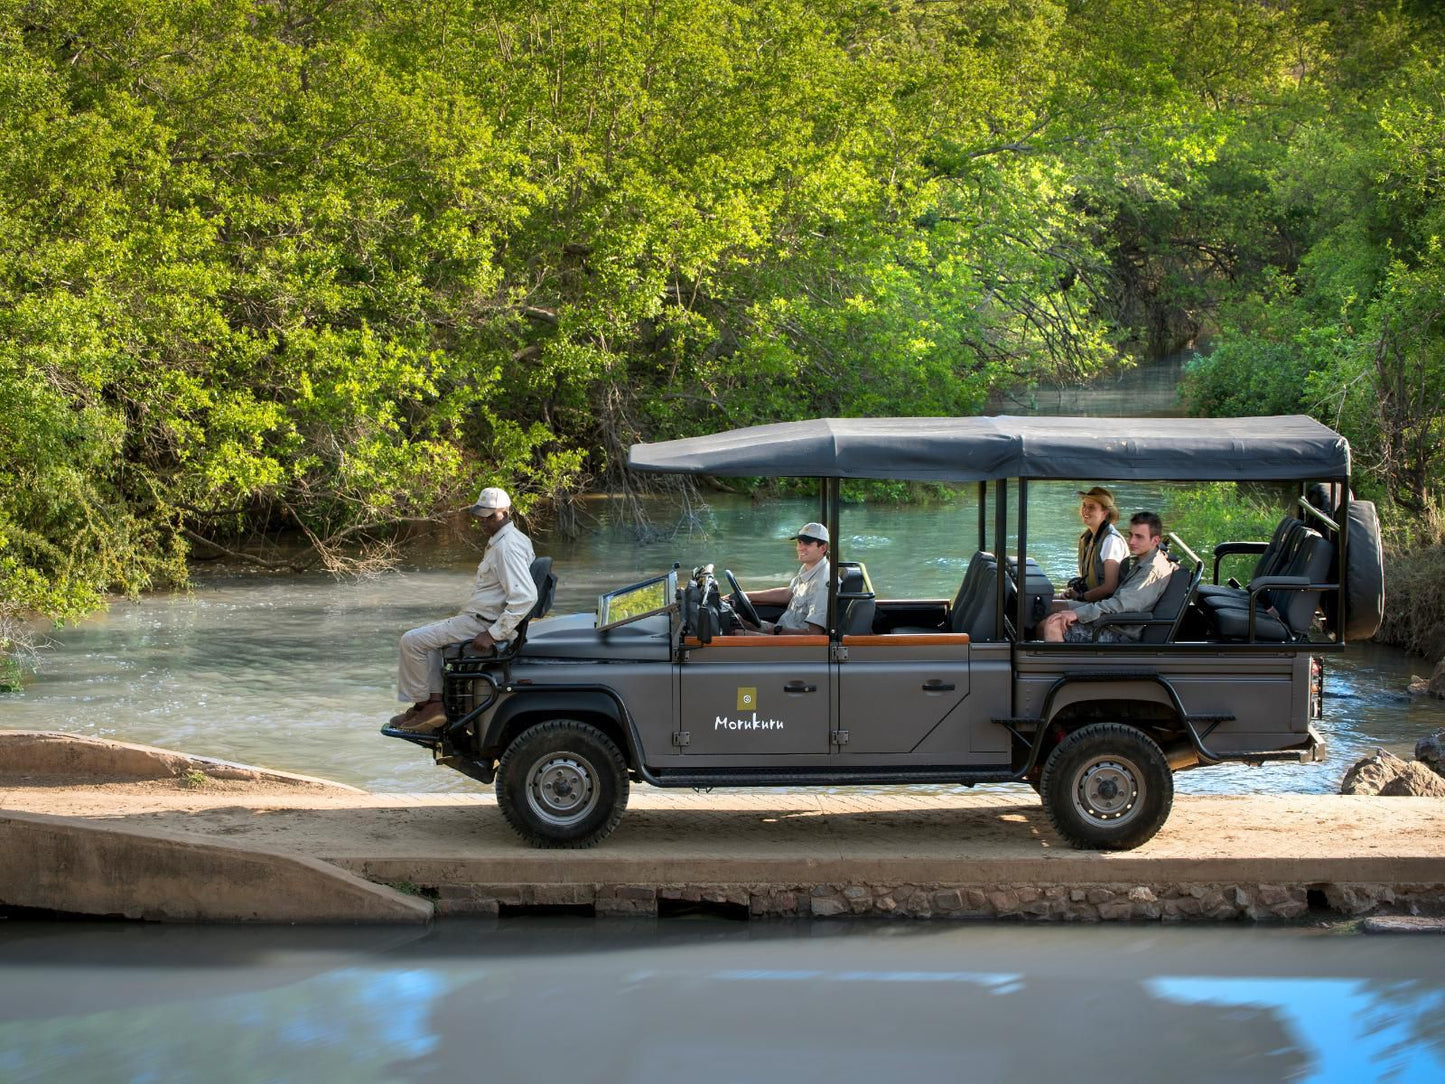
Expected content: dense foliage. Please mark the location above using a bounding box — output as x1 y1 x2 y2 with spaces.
1177 3 1445 518
2 0 1442 670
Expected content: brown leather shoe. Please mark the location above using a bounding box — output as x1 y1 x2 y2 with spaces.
396 699 447 734
388 703 424 727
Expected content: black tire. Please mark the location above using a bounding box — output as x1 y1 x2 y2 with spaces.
1039 723 1173 850
495 719 629 848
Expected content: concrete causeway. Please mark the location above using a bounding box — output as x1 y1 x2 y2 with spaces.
3 732 1444 924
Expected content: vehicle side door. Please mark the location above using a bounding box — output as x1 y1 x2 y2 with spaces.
677 635 831 756
833 634 1003 760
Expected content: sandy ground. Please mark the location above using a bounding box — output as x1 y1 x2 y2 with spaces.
5 772 1445 870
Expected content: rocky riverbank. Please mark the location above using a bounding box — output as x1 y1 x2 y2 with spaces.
1340 728 1445 797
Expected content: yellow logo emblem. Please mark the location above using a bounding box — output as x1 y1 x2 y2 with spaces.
737 687 757 711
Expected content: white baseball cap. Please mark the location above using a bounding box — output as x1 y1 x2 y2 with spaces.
792 522 829 544
469 487 512 514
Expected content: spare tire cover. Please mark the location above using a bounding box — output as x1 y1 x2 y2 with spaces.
1343 500 1384 641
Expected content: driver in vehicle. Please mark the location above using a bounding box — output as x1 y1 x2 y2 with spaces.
1038 511 1172 643
735 522 830 636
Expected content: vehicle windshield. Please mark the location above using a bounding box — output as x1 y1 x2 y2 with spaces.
597 571 676 630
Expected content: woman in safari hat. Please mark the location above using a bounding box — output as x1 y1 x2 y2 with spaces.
1065 486 1126 603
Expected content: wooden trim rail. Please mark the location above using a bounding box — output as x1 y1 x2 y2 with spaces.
842 634 971 647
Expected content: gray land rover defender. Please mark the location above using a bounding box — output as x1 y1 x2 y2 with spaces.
383 416 1384 851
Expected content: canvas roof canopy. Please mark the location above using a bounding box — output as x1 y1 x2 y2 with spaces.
628 416 1351 483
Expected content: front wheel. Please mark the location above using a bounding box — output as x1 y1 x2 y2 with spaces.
1039 723 1173 850
495 720 629 848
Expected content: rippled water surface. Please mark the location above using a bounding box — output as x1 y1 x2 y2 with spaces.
1 920 1442 1083
3 485 1440 794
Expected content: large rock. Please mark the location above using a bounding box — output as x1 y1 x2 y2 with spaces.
1416 728 1445 768
1407 660 1445 699
1340 749 1412 795
1379 762 1445 797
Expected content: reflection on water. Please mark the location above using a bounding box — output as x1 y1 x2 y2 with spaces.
0 921 1441 1083
3 484 1440 794
1150 976 1445 1083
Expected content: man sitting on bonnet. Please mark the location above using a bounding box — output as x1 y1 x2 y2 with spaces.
1038 511 1173 643
390 487 537 733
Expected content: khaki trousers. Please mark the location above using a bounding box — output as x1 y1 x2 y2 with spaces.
396 612 493 704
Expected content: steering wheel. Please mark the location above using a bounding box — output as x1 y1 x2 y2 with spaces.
724 569 762 629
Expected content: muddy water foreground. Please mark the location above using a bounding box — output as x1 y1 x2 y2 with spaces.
3 732 1443 926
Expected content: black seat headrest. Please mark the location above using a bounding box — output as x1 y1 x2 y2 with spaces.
529 556 556 619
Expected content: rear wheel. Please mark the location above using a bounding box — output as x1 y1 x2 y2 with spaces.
495 720 629 848
1039 723 1173 850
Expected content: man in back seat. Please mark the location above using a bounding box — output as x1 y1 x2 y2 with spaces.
1039 512 1173 643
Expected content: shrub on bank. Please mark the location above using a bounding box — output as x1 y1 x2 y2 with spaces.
1377 501 1445 662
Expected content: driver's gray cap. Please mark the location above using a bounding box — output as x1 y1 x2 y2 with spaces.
792 522 829 544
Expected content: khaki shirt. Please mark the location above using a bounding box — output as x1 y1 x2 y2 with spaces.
1069 546 1173 638
776 558 830 632
461 521 538 642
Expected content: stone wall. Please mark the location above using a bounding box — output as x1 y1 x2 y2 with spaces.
422 879 1445 922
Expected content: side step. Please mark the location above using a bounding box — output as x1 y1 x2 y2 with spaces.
644 766 1017 788
379 723 442 749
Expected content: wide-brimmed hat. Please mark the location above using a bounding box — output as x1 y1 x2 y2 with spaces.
468 487 512 515
1077 486 1118 519
791 522 829 544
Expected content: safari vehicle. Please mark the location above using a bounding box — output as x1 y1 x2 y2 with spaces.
383 416 1384 850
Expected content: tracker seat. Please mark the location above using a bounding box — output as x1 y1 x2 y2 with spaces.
456 556 556 659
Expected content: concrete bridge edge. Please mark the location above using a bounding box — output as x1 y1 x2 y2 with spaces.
0 810 432 924
0 730 364 791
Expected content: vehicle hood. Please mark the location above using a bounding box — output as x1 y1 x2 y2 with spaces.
520 612 672 661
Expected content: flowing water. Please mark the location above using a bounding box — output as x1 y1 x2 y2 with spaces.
2 919 1442 1082
3 484 1441 794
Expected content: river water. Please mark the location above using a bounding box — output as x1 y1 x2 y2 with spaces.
2 919 1442 1082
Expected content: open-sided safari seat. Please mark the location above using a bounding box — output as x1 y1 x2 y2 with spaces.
836 563 876 635
892 550 1053 641
1198 527 1334 642
1197 516 1308 606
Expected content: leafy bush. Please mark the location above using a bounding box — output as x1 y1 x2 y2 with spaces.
1162 483 1288 581
1376 498 1445 661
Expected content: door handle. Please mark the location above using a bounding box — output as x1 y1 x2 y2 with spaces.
783 681 818 693
922 680 956 692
